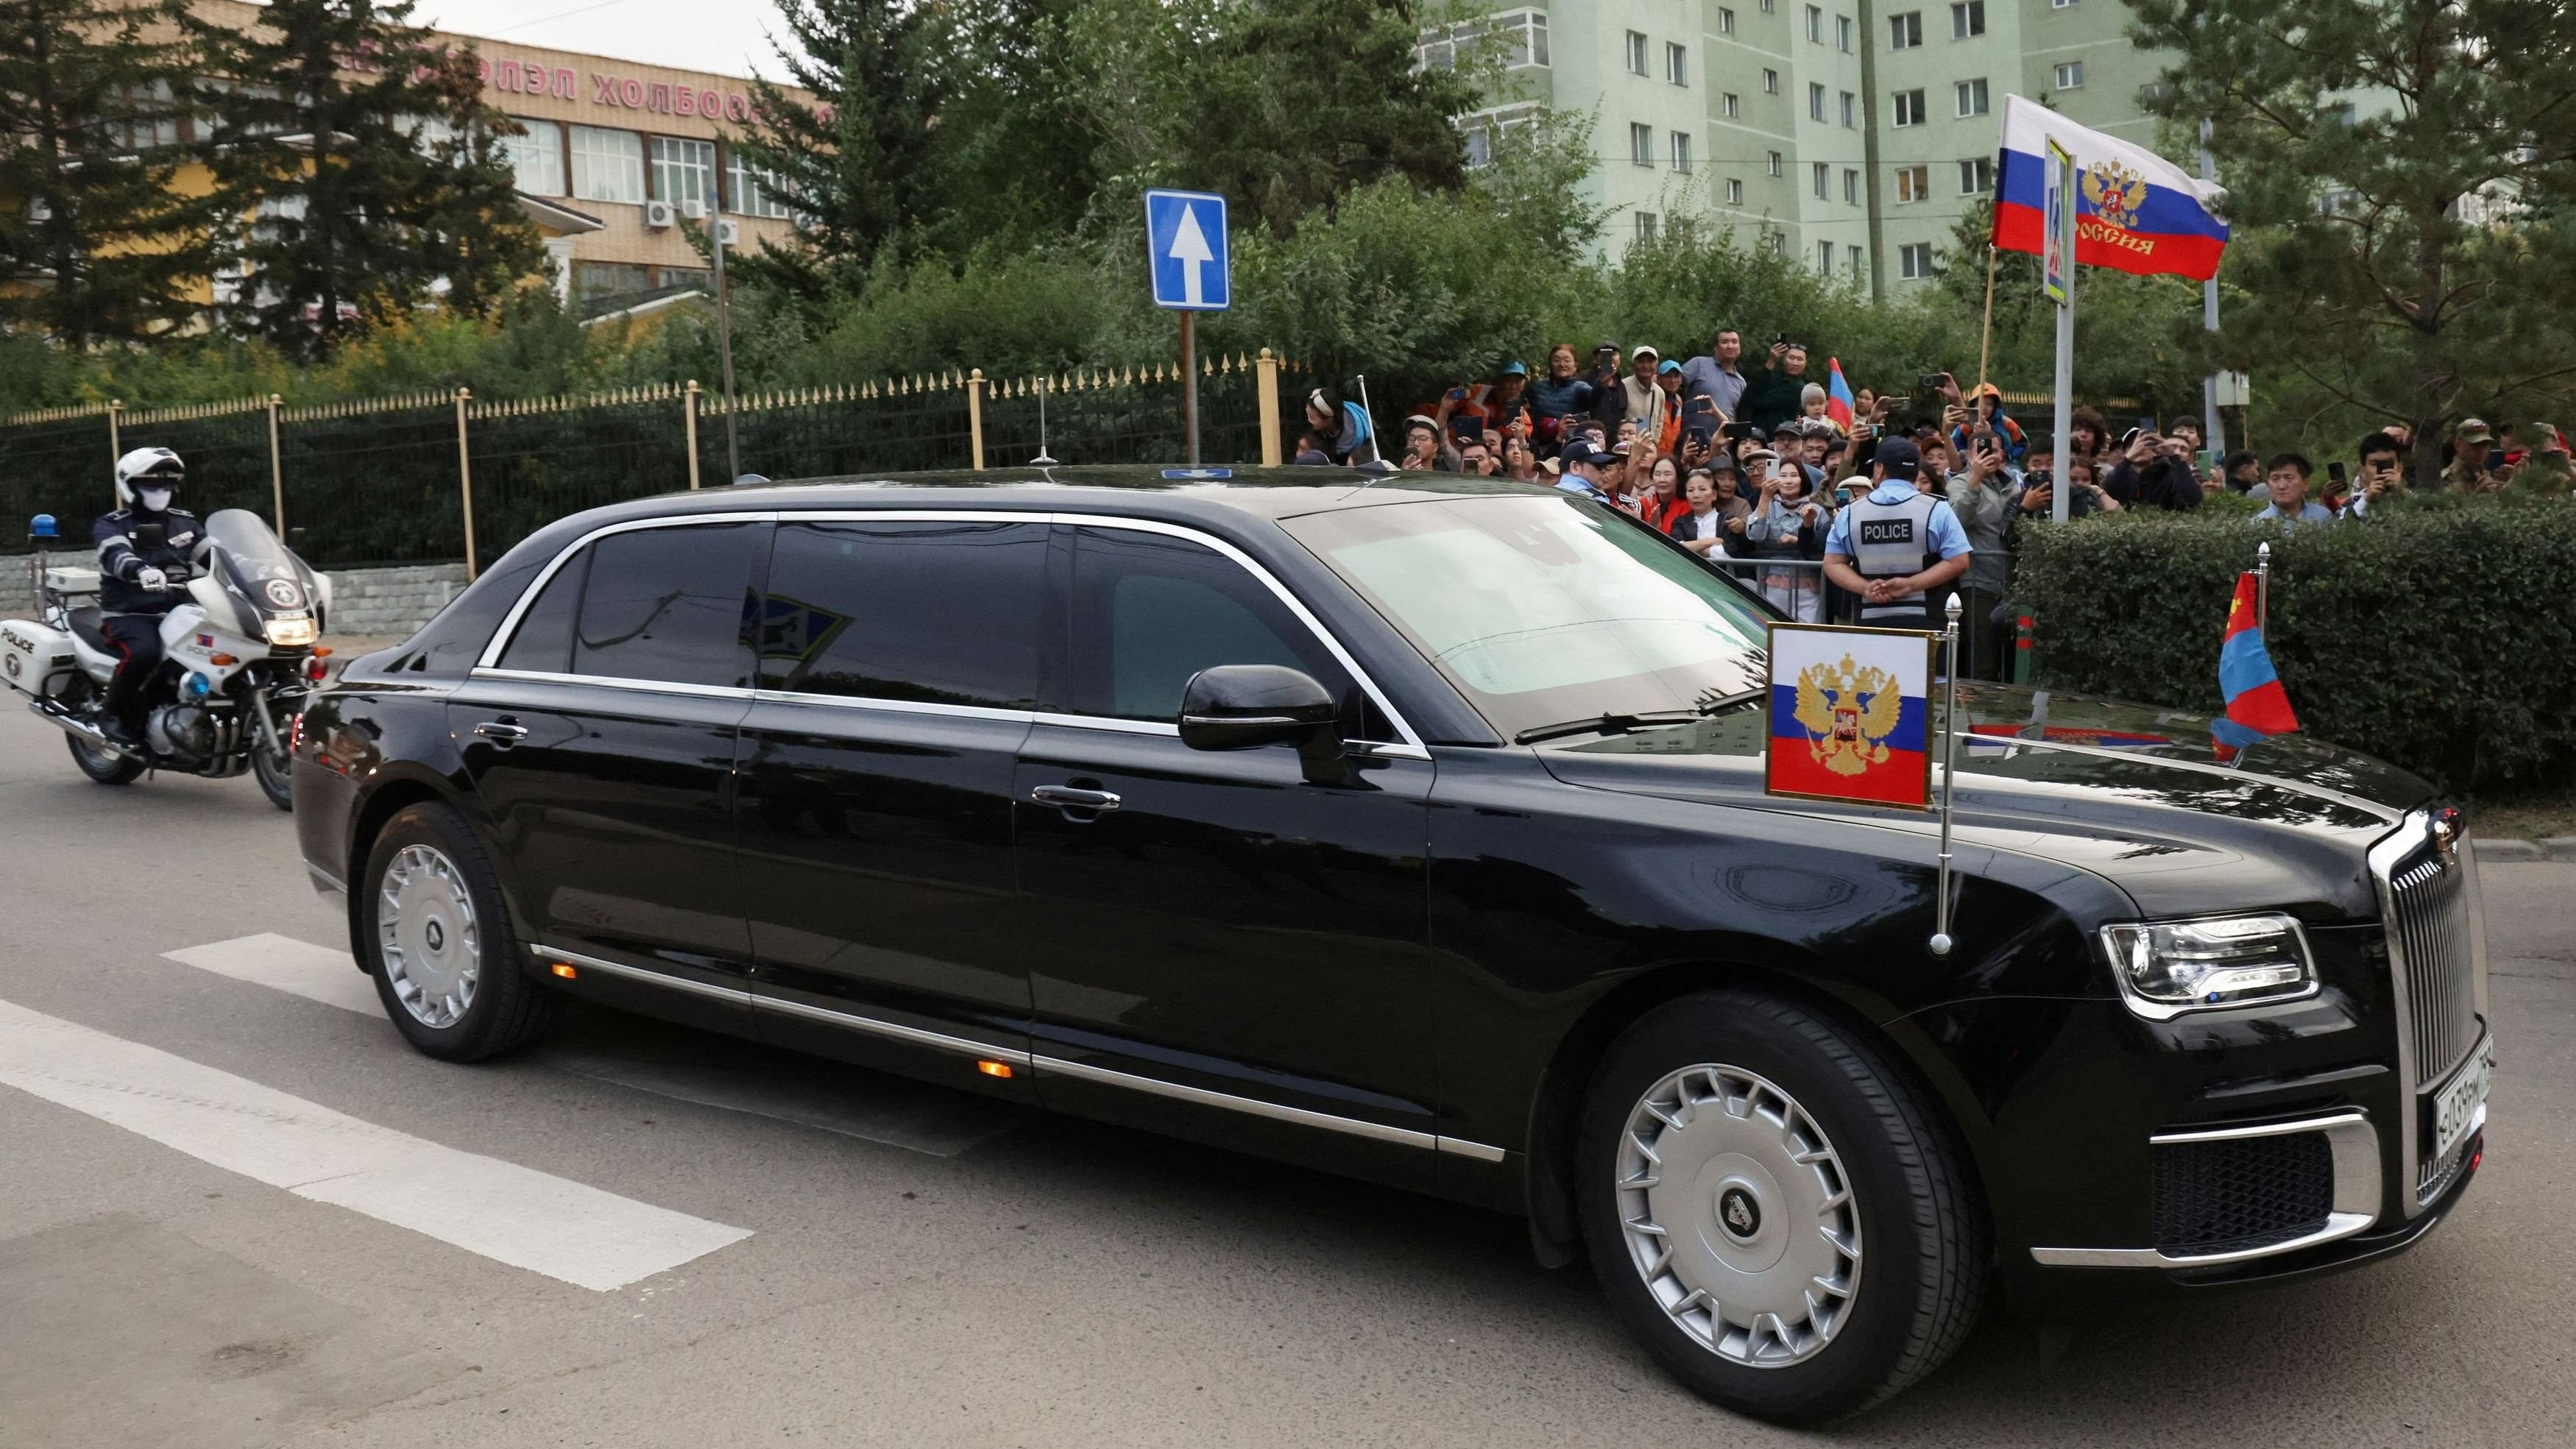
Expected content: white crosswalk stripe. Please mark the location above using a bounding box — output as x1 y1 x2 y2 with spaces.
162 932 383 1017
0 996 751 1291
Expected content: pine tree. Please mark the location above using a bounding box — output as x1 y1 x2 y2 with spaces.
2131 0 2576 481
0 0 217 344
183 0 542 359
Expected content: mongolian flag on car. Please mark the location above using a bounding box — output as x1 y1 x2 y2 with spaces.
1992 94 2230 282
1766 623 1938 809
2212 572 2299 762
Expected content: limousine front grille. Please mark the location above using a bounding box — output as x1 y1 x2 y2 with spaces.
2385 841 2482 1091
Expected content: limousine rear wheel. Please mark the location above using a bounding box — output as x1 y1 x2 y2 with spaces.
1578 989 1986 1425
361 802 556 1062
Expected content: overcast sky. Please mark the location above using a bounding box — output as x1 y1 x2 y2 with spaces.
419 0 793 82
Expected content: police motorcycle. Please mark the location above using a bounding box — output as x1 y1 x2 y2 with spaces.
1 507 333 811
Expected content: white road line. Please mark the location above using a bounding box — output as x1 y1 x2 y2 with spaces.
0 996 751 1291
163 932 383 1017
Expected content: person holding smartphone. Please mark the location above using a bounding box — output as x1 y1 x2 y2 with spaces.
1746 452 1833 620
1945 429 2023 679
2103 418 2204 511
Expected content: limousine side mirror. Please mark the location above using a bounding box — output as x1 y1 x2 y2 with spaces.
1178 665 1346 782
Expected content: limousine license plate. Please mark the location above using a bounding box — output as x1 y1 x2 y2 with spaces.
2430 1037 2494 1168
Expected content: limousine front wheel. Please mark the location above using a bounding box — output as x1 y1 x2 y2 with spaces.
1578 989 1986 1425
361 802 557 1062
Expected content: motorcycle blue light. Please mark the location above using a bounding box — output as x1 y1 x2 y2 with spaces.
29 513 55 538
183 671 212 699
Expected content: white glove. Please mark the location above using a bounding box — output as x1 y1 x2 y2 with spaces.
134 566 168 591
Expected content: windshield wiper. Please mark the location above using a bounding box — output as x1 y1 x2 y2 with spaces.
1513 710 1702 745
1694 687 1767 715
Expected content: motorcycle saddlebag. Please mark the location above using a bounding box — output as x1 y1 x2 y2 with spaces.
0 620 82 700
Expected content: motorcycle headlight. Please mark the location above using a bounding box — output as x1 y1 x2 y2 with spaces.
2100 913 2317 1018
265 615 318 647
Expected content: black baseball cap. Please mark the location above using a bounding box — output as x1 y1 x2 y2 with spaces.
1875 437 1922 479
1560 439 1613 470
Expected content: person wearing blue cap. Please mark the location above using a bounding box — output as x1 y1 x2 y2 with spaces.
1822 436 1972 633
1437 359 1535 447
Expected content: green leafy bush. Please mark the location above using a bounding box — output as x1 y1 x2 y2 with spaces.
2013 497 2576 793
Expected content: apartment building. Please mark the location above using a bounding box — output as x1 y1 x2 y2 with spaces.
1431 0 2179 297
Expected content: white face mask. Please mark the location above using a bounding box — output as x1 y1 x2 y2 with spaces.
137 487 174 512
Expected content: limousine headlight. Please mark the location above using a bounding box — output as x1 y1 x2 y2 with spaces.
2101 913 2316 1016
266 615 318 648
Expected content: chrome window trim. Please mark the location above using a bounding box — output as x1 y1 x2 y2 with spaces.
754 992 1035 1066
531 944 753 1007
755 687 1033 726
2030 1111 2379 1268
471 666 754 701
476 511 779 671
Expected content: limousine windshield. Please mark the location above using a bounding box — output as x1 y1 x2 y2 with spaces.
1281 495 1773 740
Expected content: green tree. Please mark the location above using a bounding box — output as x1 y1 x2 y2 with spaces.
0 0 216 344
183 0 541 360
2130 0 2576 483
731 0 951 307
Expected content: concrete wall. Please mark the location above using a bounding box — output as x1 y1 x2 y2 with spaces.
0 556 465 642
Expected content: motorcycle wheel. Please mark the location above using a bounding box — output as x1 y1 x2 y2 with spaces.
67 730 146 786
252 735 294 811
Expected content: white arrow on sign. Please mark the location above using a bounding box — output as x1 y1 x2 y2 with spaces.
1168 203 1214 306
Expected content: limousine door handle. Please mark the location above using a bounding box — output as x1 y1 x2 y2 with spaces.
473 718 530 748
1029 783 1122 815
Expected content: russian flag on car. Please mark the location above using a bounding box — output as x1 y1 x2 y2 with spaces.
1825 358 1856 433
1992 94 2229 282
1767 625 1936 809
2212 572 2299 762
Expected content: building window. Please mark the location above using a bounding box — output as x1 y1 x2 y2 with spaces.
1726 177 1745 205
1837 15 1855 51
110 79 181 151
1635 210 1659 241
1848 244 1864 279
1461 102 1541 168
1809 82 1826 121
1817 239 1834 273
569 124 645 205
2054 61 2086 89
1840 91 1857 127
725 151 795 219
1672 130 1694 171
1719 7 1736 35
1806 4 1823 41
1418 10 1549 70
1667 42 1689 84
503 118 563 196
649 136 715 211
1958 156 1994 194
1952 1 1986 38
1893 89 1925 126
1722 92 1741 118
1813 161 1829 197
1769 150 1784 177
1896 164 1930 202
1763 68 1780 94
1956 78 1990 116
2137 79 2176 107
2052 0 2078 7
1627 30 1649 74
1844 167 1861 202
1760 0 1775 13
573 260 653 299
1766 230 1786 255
1900 242 1933 279
1889 11 1922 48
1630 123 1655 166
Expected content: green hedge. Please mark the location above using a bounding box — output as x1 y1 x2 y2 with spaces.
2012 497 2576 794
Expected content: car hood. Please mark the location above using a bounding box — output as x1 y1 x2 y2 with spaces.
1535 684 2433 921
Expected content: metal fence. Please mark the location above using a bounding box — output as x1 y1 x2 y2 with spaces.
0 351 1311 573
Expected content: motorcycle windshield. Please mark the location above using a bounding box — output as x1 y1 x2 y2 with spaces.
204 509 316 614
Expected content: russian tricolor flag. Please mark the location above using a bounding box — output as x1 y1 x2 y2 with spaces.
2212 572 2299 762
1992 95 2230 283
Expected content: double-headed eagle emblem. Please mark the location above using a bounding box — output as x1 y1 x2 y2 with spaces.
2082 159 2149 230
1791 653 1903 777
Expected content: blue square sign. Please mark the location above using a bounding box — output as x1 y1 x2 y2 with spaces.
1144 189 1230 311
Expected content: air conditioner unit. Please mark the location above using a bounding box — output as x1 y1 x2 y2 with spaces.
679 199 707 221
643 199 676 229
713 219 740 248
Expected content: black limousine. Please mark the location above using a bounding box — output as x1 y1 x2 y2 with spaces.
294 469 2490 1424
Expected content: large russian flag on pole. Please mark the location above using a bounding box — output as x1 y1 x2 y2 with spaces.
1993 95 2229 282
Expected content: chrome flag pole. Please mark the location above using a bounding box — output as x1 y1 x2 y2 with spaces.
2257 540 2271 633
1929 593 1964 957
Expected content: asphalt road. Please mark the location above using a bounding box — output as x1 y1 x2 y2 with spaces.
0 701 2570 1449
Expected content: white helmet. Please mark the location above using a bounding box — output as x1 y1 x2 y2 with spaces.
114 446 185 508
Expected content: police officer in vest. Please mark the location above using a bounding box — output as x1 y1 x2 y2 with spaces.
93 447 200 747
1821 437 1971 632
1554 439 1617 503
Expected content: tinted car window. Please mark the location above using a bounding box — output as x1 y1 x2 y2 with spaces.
572 522 762 687
495 546 590 674
757 520 1045 708
1065 526 1392 738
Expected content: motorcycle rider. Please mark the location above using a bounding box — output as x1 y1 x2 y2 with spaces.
92 447 199 747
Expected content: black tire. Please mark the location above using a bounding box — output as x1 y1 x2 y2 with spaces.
252 736 294 811
359 801 557 1061
66 729 146 785
1577 988 1986 1425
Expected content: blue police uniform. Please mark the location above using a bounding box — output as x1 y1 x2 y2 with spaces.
1823 479 1971 631
91 503 199 729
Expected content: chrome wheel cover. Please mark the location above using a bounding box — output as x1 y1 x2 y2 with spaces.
1616 1063 1862 1367
377 844 481 1029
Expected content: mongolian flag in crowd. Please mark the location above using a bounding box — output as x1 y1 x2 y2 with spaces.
1767 624 1936 809
1825 358 1857 432
2212 573 2299 762
1992 94 2229 282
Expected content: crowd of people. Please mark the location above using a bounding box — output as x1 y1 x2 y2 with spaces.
1285 325 2575 678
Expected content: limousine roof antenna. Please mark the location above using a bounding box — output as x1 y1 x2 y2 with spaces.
1031 376 1059 467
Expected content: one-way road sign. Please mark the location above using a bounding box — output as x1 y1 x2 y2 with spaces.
1145 189 1230 311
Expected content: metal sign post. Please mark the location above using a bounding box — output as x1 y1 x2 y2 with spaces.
1144 189 1231 467
710 202 741 483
